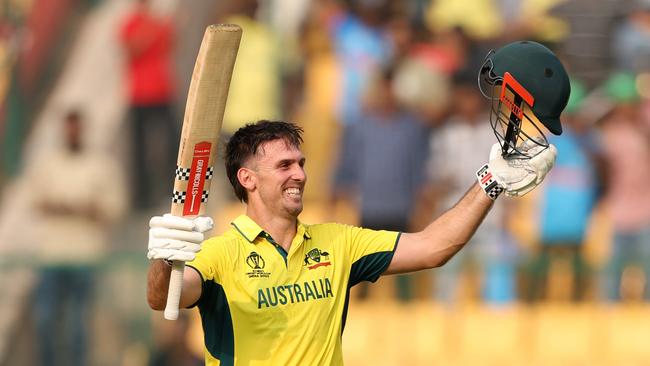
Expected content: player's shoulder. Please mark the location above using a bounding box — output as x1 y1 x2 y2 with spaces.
305 222 398 242
200 228 246 255
303 221 354 238
203 228 243 245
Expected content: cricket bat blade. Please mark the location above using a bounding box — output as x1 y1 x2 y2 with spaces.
164 24 241 320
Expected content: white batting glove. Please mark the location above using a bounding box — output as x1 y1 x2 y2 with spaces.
477 141 557 199
502 142 556 197
147 214 214 262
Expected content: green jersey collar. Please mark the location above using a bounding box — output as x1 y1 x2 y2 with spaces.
231 214 311 243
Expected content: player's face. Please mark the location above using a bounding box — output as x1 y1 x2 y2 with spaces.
251 139 306 218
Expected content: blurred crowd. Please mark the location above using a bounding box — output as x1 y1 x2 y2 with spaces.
2 0 650 364
165 0 650 306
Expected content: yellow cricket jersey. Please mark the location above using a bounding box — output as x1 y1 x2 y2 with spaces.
186 214 400 366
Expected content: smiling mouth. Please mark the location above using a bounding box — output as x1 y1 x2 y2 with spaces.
284 187 302 198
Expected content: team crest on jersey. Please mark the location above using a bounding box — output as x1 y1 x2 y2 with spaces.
246 251 271 278
303 248 331 270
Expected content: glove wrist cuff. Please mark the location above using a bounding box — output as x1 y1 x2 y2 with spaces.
476 164 504 200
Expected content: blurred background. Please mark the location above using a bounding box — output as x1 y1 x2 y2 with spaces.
1 0 650 365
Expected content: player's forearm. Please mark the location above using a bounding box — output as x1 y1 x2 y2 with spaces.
426 183 492 264
147 259 172 310
387 183 493 274
418 183 493 268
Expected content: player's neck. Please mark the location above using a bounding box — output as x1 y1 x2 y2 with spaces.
245 205 298 251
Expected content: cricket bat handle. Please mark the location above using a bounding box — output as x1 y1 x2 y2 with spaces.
164 260 185 320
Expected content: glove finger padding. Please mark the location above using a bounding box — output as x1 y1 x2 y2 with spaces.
504 180 537 197
148 237 202 252
150 214 214 233
150 214 194 231
148 213 214 262
502 171 536 191
193 216 214 233
504 145 557 196
149 227 205 244
528 144 557 184
488 155 531 188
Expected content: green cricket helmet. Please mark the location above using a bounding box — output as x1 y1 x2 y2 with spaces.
478 40 571 158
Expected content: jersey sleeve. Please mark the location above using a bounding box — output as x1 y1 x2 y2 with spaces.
185 237 227 307
345 226 401 286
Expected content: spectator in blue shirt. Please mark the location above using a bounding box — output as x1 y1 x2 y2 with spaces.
333 65 430 301
526 79 604 302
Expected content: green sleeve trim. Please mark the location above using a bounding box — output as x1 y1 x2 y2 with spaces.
185 264 204 309
349 232 401 286
199 279 235 366
342 233 400 332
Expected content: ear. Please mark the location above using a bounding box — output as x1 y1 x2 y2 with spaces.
237 167 256 192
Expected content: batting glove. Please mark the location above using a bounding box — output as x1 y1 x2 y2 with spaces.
477 141 557 199
148 214 214 262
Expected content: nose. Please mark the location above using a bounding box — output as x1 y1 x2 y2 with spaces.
291 164 306 182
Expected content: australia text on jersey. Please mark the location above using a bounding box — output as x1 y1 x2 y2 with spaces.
257 278 333 308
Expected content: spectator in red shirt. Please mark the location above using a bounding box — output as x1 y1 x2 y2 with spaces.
120 0 177 210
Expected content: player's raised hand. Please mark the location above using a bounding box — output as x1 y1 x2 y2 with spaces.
508 141 557 196
477 141 557 199
148 214 214 262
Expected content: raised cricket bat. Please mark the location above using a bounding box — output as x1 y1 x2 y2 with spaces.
165 24 241 320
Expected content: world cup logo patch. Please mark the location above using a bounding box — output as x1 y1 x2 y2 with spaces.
245 251 271 278
246 251 265 269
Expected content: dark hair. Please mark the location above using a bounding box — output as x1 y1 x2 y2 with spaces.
225 120 304 202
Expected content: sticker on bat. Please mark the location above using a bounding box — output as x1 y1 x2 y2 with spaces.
183 141 212 216
176 166 213 181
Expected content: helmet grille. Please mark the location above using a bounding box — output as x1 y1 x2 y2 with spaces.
479 52 550 159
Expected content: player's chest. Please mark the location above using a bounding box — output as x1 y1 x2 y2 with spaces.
227 241 343 310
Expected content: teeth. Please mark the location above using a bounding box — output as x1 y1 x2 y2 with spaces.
285 188 300 195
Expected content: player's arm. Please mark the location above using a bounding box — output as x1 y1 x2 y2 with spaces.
386 183 492 274
147 260 202 310
146 214 213 310
385 141 557 274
